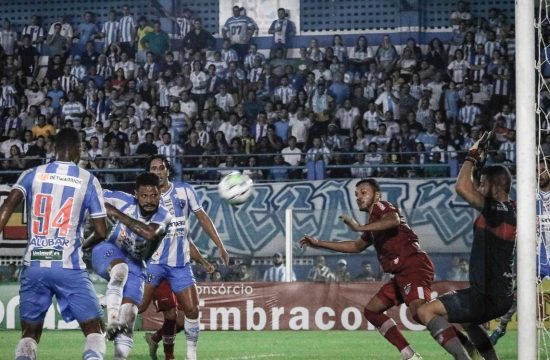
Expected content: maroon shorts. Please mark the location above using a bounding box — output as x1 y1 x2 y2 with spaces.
153 279 178 312
375 252 435 307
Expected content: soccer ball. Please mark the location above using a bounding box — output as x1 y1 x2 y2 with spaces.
218 172 253 205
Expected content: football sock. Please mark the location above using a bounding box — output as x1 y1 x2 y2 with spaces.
498 300 516 331
151 328 162 343
119 303 137 336
15 337 37 360
184 317 200 360
455 328 477 356
465 324 499 360
426 316 471 360
83 333 106 360
114 334 133 360
364 309 410 353
106 263 129 324
161 319 176 358
113 303 138 359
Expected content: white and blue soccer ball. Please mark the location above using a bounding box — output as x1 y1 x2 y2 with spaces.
217 171 253 205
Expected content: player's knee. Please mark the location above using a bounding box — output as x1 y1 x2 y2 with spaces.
415 304 432 325
184 305 199 319
110 263 129 283
163 307 177 321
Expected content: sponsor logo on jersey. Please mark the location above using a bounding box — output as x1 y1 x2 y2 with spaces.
29 237 70 247
403 283 411 295
37 173 83 189
30 248 63 261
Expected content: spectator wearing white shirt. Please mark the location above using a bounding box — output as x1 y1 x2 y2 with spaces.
47 15 74 42
375 79 399 116
272 76 296 105
114 52 137 80
218 113 243 144
214 84 236 114
61 92 85 129
100 10 120 50
335 99 360 136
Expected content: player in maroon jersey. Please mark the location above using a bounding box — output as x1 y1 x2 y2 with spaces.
299 178 433 360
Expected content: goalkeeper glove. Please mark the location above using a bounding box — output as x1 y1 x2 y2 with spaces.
465 131 492 169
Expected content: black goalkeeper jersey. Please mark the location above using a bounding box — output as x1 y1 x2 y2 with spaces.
470 197 516 297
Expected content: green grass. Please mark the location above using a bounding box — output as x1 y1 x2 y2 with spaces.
0 330 518 359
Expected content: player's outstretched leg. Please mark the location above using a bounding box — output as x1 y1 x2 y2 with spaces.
105 262 129 340
144 332 159 360
114 303 138 360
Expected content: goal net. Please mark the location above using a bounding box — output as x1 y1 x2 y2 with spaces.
537 1 550 358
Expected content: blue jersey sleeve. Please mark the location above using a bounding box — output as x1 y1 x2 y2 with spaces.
104 189 134 210
175 183 202 212
12 168 35 198
85 176 107 218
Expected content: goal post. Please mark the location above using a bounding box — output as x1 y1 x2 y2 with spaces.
516 0 538 359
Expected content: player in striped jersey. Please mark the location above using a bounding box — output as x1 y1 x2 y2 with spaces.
88 172 171 359
0 128 108 360
139 154 229 360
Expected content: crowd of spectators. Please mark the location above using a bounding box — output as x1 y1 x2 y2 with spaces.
0 2 519 184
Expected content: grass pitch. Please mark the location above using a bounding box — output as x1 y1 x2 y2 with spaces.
0 329 518 359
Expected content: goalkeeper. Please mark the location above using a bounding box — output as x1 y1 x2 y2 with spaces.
418 132 517 360
489 156 550 345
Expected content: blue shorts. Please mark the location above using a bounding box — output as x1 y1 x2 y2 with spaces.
20 266 102 323
91 242 146 305
146 263 195 294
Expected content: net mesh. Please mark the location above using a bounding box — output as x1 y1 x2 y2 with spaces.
537 2 550 358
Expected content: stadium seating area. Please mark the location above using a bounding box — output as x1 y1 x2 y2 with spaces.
0 0 521 185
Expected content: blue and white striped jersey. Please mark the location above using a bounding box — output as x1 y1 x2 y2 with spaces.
148 182 202 267
13 161 106 269
222 16 257 44
104 190 171 261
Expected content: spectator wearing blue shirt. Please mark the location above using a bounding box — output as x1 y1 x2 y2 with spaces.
274 108 290 144
269 154 290 180
75 12 99 54
328 72 350 108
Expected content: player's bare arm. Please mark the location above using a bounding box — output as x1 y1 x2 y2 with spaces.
105 202 164 241
195 208 230 265
299 235 368 253
189 239 215 273
340 212 399 232
0 188 23 233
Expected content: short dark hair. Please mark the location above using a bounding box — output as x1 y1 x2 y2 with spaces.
136 172 160 189
55 128 81 151
356 178 380 192
480 165 512 193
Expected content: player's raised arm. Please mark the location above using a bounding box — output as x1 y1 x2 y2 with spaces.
105 202 164 241
195 208 230 265
0 188 24 234
299 234 368 253
340 212 399 232
456 131 492 210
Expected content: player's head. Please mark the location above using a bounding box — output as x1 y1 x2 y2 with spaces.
135 172 161 216
54 128 81 163
355 179 381 212
145 154 172 188
539 157 550 191
478 165 512 197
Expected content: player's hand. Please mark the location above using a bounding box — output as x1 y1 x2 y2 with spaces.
299 235 320 249
219 247 230 266
203 261 216 274
466 131 492 168
339 214 361 232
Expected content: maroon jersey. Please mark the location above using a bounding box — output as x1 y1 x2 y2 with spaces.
361 200 426 274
